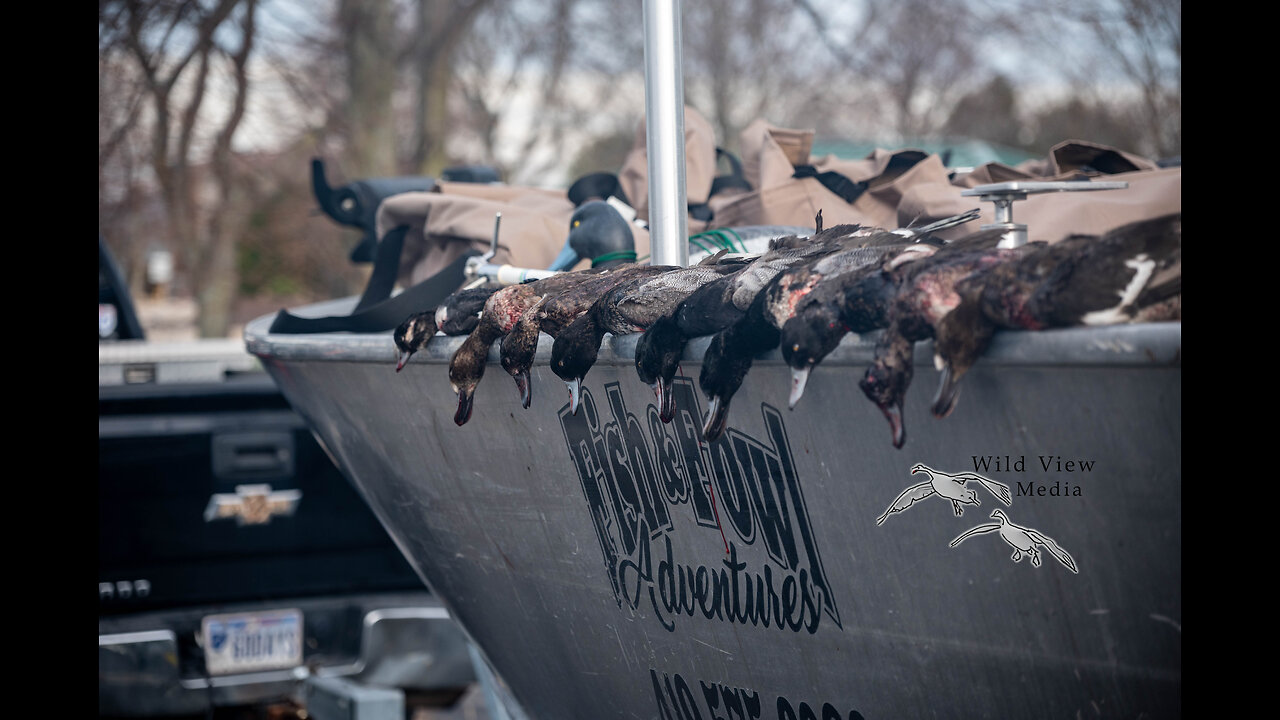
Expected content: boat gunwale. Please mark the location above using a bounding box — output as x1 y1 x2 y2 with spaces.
245 297 1181 369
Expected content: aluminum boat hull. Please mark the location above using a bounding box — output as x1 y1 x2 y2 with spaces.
246 299 1180 719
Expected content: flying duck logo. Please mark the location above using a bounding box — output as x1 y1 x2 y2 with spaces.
878 463 1079 574
876 463 1012 524
950 510 1079 573
559 377 841 634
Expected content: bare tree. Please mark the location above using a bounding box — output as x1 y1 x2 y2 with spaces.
452 0 614 184
107 0 259 337
683 0 847 146
999 0 1180 157
338 0 397 176
407 0 498 175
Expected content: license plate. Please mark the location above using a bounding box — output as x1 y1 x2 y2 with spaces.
201 609 303 675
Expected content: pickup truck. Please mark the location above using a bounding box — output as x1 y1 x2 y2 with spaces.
98 236 476 717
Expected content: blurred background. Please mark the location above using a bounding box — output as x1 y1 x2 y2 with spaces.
97 0 1180 339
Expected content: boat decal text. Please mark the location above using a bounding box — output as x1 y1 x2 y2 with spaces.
649 668 866 720
559 377 841 634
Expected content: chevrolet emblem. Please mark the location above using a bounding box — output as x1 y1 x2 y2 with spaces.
204 484 302 526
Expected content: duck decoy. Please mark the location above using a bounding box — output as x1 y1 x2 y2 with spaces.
875 463 1012 525
547 200 640 271
552 262 743 414
930 213 1181 419
949 509 1079 573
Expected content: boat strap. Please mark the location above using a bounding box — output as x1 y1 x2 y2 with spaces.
267 225 478 334
689 148 753 222
790 164 869 205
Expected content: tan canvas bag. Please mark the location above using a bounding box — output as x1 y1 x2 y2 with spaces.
896 139 1180 243
706 120 955 231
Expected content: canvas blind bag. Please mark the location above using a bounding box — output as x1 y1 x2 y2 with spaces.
706 119 957 231
894 139 1181 243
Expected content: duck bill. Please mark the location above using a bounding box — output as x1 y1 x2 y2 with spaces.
655 378 675 423
931 364 962 419
454 386 475 426
788 366 811 410
565 378 582 415
878 400 905 449
702 395 730 443
513 370 532 409
396 350 411 372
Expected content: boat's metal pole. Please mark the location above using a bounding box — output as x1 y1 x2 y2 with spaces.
642 0 688 267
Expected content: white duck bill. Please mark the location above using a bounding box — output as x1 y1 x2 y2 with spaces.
566 378 582 415
703 396 723 437
788 367 811 409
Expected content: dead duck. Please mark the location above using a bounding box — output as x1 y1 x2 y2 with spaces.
698 274 790 442
778 246 937 404
553 263 744 413
449 270 610 426
776 242 942 407
857 230 1026 447
449 284 540 426
435 286 498 335
699 231 943 440
931 213 1181 419
639 224 888 427
391 286 499 371
634 242 823 421
394 312 436 372
498 263 652 409
685 211 981 418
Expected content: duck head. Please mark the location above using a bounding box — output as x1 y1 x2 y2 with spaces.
550 200 636 271
448 356 482 427
698 331 754 443
859 330 915 449
635 314 683 423
551 312 602 415
448 329 494 426
499 300 545 409
393 312 435 372
930 299 994 419
909 463 931 476
779 307 847 410
990 509 1009 524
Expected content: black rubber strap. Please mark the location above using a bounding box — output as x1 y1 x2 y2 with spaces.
268 238 477 335
689 149 753 223
792 164 869 204
354 225 408 312
708 147 752 196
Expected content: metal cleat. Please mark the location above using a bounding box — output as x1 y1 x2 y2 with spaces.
464 212 563 286
961 180 1129 248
